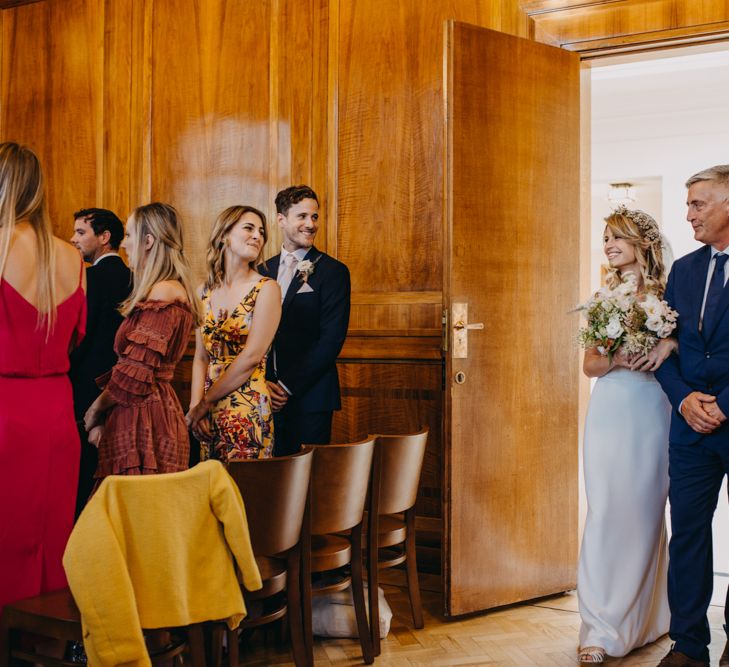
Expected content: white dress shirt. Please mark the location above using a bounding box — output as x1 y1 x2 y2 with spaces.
275 247 309 397
93 252 120 266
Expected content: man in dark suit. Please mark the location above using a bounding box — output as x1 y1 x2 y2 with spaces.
69 208 131 515
655 165 729 667
260 185 350 456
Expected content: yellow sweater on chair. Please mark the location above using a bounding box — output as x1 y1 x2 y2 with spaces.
62 460 262 667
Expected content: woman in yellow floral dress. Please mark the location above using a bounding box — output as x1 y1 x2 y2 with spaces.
186 206 281 461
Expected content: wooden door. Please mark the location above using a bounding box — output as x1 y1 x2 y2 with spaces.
444 21 581 616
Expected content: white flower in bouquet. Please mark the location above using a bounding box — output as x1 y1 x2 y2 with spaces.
605 316 624 339
574 274 678 361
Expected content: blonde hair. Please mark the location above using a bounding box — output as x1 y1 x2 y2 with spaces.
0 142 56 331
204 205 267 291
120 202 202 325
604 208 666 296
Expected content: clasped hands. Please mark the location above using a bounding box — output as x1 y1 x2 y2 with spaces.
185 399 212 441
680 392 726 434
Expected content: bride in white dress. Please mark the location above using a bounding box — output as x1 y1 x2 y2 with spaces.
578 207 676 664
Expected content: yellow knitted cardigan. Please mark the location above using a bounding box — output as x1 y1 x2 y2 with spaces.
63 460 262 667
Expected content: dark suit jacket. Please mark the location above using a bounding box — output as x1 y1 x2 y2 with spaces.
69 254 131 419
260 247 350 413
655 244 729 445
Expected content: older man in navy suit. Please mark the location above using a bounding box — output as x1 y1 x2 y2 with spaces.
260 185 350 456
655 165 729 667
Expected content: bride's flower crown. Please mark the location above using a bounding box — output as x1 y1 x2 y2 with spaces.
614 205 661 244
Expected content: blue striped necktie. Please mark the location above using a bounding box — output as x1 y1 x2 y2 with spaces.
702 252 728 333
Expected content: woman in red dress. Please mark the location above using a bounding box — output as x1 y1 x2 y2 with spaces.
0 142 86 611
83 203 201 482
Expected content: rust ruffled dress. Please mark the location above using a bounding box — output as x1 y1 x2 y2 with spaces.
95 300 193 482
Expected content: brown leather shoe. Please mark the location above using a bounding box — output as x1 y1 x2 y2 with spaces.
657 648 708 667
720 639 729 667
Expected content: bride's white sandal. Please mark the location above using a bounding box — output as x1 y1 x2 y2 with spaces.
578 646 606 664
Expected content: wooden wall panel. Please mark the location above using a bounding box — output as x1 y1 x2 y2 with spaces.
148 0 271 282
336 0 528 307
144 0 328 279
1 0 102 241
523 0 729 53
333 361 443 520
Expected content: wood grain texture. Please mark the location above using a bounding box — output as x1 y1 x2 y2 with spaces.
148 0 271 281
335 0 528 314
1 0 103 241
444 22 580 616
527 0 729 52
333 362 443 521
238 586 729 666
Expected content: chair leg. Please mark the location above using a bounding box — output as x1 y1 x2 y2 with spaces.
286 545 308 667
367 523 381 656
187 624 206 667
405 507 424 629
351 523 374 664
209 624 224 667
301 516 314 667
227 627 238 667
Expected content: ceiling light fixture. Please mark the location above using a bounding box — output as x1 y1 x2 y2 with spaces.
607 182 635 208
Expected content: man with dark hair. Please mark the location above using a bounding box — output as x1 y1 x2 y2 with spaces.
69 208 131 515
260 185 351 456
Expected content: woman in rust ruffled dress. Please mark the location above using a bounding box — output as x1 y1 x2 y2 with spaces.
83 203 201 482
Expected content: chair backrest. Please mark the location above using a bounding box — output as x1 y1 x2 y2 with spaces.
227 449 313 556
372 428 428 515
307 438 375 535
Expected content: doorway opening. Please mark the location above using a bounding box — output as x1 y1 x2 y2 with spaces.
587 43 729 605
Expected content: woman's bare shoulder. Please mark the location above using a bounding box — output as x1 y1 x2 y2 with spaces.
54 236 81 264
149 279 188 302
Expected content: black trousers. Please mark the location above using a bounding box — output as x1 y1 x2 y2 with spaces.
272 402 333 457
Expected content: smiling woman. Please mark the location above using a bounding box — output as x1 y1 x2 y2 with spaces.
187 205 282 462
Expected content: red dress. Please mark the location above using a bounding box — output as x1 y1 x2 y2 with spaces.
0 276 86 611
95 300 193 481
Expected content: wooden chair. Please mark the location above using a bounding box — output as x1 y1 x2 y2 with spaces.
225 449 313 667
302 439 376 666
2 462 255 667
366 428 428 656
0 588 205 667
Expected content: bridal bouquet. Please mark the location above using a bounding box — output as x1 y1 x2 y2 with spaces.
575 274 678 360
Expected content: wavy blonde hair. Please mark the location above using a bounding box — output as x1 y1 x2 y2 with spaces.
0 142 56 332
604 209 666 296
120 202 202 325
204 205 268 291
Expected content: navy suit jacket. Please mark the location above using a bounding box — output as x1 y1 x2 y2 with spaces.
69 255 131 419
259 247 350 413
655 244 729 445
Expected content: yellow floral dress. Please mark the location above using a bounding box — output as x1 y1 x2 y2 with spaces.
199 277 274 461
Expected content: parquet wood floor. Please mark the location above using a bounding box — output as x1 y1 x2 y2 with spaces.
238 573 728 666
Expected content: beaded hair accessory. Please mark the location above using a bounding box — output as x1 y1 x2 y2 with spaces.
614 205 661 244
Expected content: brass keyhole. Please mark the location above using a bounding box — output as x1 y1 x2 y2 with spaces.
455 371 466 384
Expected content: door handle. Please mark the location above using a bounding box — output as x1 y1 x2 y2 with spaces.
451 302 484 359
453 321 484 331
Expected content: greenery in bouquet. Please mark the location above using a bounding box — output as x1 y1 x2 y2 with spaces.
576 274 678 362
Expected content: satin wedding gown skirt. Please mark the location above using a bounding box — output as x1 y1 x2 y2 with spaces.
578 367 671 657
